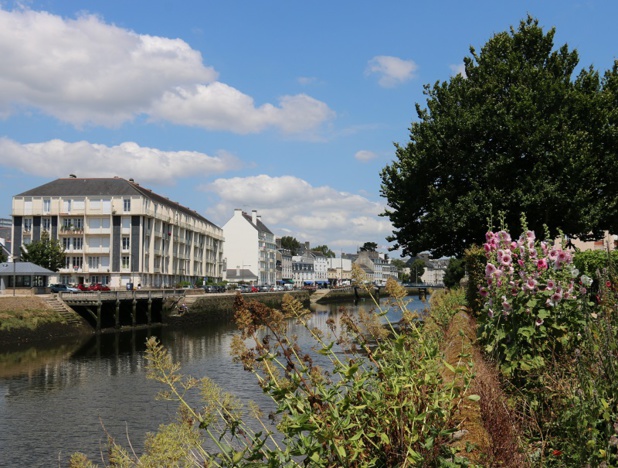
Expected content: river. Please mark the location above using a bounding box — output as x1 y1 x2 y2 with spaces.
0 294 429 467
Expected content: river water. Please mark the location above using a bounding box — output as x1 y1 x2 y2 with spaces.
0 294 429 467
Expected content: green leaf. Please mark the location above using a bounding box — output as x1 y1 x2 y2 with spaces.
467 394 481 402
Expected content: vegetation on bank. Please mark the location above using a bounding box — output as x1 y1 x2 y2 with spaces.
66 226 618 466
0 297 68 332
468 220 618 467
70 270 489 467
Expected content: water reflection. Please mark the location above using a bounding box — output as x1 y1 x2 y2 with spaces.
0 295 428 467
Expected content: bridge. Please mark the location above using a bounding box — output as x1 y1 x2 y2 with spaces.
58 289 186 332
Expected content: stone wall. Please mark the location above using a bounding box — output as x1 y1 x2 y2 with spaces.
163 291 311 326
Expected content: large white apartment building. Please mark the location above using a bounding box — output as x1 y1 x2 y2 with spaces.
11 176 224 289
222 209 277 285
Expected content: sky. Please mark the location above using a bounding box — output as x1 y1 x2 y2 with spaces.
0 1 617 257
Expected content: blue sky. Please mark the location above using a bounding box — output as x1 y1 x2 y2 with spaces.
0 1 616 256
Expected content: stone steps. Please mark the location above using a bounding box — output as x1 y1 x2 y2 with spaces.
44 296 83 325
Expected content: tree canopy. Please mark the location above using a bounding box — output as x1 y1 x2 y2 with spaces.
380 16 618 258
21 231 66 271
280 236 302 256
409 258 426 283
359 242 378 252
313 245 336 258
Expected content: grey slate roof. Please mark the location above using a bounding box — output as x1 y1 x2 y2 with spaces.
0 262 54 276
241 212 273 235
15 177 220 228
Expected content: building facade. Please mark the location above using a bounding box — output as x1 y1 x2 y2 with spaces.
222 209 277 285
11 176 224 289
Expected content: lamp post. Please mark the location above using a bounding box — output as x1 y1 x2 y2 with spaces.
9 255 15 297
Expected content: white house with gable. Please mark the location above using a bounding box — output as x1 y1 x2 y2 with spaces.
223 209 277 285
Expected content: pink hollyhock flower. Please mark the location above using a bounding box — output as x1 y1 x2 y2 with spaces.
546 279 556 291
548 249 558 261
498 230 511 243
485 231 495 242
529 249 538 259
551 290 563 303
580 286 587 295
537 258 548 271
518 259 525 268
526 231 536 241
557 250 571 264
535 317 544 327
479 287 488 297
500 251 512 266
488 308 495 318
484 243 492 253
525 277 537 291
485 263 497 277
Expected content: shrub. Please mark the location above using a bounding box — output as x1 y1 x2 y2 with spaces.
71 279 480 467
477 222 589 381
464 245 486 315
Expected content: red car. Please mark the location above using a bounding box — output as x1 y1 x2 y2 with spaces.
76 283 89 291
88 283 111 291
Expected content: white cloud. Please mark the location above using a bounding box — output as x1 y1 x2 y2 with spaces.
450 63 466 77
202 174 394 253
366 55 418 88
0 8 334 133
151 83 335 134
354 150 378 162
0 137 241 184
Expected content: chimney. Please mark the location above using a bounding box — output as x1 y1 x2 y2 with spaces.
252 210 257 225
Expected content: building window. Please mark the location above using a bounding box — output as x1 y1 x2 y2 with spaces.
88 256 100 269
66 256 83 269
43 199 50 213
122 256 130 269
123 199 131 212
23 218 32 232
73 238 83 250
42 218 51 231
122 237 130 250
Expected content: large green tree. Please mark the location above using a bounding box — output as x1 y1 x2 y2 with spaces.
380 16 618 258
21 231 66 271
359 242 378 252
280 236 302 256
313 245 336 258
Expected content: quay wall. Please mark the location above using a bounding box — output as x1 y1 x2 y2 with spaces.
163 290 311 326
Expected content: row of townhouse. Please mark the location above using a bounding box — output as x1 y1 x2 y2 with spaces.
5 175 401 292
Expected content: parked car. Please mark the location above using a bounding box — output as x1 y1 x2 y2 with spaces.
88 283 111 291
50 283 79 293
76 283 89 291
203 285 217 293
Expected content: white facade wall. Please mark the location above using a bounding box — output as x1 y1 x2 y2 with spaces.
11 179 224 289
222 209 277 285
313 254 328 282
223 209 259 283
